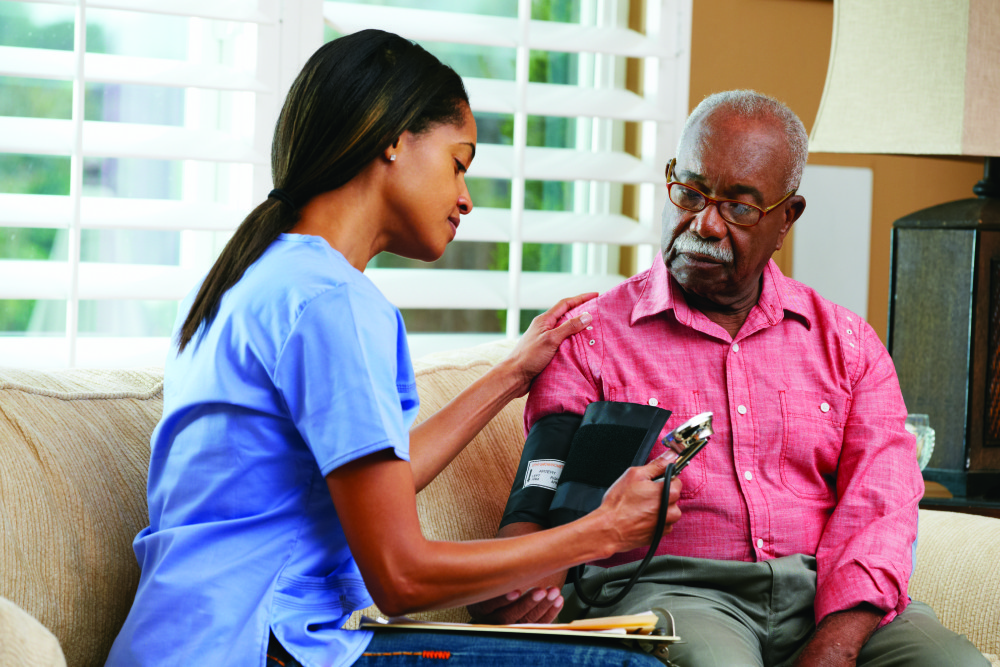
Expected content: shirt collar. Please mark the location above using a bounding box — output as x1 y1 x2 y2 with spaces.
631 257 813 330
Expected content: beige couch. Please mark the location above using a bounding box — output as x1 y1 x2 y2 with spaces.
2 340 998 666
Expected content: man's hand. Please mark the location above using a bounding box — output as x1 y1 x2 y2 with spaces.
793 604 883 667
468 523 568 625
467 585 564 625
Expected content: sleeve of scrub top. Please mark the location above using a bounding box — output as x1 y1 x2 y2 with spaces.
272 284 412 476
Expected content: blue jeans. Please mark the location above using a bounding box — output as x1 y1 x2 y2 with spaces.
266 630 664 666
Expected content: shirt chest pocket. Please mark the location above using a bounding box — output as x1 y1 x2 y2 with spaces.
606 385 707 498
778 390 847 500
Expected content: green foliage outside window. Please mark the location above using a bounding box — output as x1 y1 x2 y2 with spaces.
0 2 107 333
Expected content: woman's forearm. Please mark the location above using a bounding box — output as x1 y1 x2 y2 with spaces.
327 450 677 617
408 357 525 491
376 511 617 616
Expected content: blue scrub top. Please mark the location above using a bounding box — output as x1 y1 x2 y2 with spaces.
106 234 419 667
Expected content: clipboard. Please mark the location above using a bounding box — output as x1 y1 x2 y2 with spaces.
359 611 679 644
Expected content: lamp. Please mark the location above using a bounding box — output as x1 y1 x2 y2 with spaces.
809 0 1000 498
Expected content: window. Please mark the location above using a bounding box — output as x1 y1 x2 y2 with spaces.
0 0 690 366
329 0 692 356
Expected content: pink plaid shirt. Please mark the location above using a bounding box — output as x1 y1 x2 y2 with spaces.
525 258 924 624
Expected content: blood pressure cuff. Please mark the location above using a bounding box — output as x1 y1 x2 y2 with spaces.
498 401 671 530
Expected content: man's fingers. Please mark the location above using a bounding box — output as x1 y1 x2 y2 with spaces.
520 593 563 624
471 594 532 623
475 588 562 625
468 590 521 617
500 588 550 619
540 599 563 623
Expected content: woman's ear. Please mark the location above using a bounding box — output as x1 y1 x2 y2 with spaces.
383 137 401 163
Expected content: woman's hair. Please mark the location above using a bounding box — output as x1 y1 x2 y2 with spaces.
177 29 468 351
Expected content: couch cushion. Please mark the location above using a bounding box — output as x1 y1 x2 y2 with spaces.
0 368 163 667
0 596 66 667
412 340 523 543
910 509 1000 658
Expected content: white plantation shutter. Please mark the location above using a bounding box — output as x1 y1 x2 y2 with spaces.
0 0 322 367
0 0 690 366
326 0 691 356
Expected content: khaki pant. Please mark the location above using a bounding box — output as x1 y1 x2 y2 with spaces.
560 554 988 667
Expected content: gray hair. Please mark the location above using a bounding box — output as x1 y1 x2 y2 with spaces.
678 90 809 192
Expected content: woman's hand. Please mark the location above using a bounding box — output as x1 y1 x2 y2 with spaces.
503 292 598 397
468 454 683 624
328 449 678 617
407 295 595 489
594 451 683 552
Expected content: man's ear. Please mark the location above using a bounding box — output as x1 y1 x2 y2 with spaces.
774 195 806 251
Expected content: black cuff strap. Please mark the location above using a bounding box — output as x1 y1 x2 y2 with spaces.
548 401 671 527
498 412 582 530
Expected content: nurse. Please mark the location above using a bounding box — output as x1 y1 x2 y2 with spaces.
106 29 681 667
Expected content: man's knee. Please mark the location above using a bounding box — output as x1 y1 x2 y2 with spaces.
858 601 990 667
665 624 762 667
658 605 763 667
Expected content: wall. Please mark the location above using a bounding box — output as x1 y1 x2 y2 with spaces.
689 0 983 342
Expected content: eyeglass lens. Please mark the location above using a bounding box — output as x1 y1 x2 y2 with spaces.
669 184 760 226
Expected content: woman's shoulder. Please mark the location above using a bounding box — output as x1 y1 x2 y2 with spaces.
202 235 398 356
247 234 389 308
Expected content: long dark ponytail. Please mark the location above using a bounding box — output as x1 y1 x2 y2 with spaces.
177 29 468 351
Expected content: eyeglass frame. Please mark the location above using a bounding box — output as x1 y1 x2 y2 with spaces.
665 158 797 228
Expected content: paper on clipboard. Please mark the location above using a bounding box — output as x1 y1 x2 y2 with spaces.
359 611 679 643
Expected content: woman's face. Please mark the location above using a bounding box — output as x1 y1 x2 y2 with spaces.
382 102 477 262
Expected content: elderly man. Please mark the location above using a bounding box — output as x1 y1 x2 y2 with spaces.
471 91 986 666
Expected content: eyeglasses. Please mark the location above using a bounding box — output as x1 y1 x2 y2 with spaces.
665 158 796 228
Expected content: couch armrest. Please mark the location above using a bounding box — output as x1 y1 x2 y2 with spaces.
909 509 1000 658
0 597 67 667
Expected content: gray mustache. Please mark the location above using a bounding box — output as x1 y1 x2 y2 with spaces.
673 234 733 262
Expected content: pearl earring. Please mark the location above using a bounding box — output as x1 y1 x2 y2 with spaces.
389 154 396 161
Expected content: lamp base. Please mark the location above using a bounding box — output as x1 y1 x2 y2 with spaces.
973 156 1000 198
887 165 1000 500
921 469 1000 499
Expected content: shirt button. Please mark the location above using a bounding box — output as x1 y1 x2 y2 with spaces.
648 397 658 407
588 340 595 346
586 326 593 330
846 329 853 335
820 402 830 413
737 405 747 415
756 538 764 549
744 470 753 481
732 343 740 352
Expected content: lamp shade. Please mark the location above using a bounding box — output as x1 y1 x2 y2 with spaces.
810 0 1000 156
